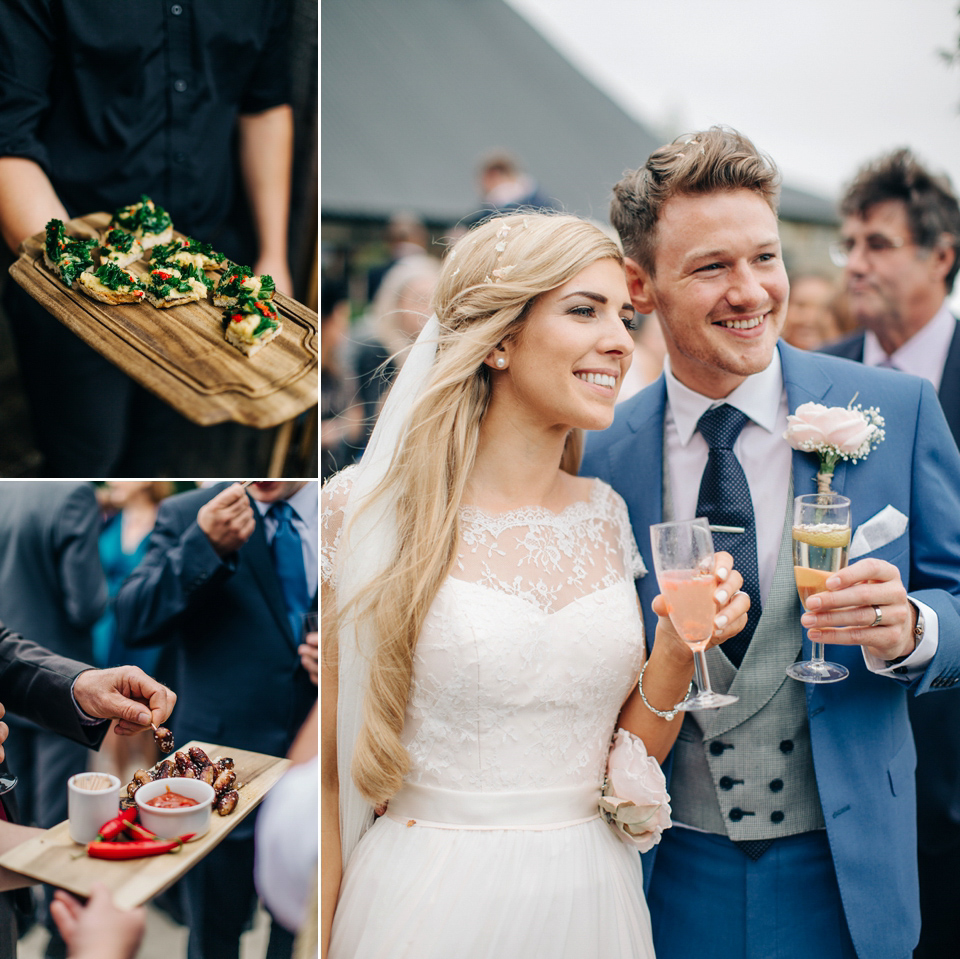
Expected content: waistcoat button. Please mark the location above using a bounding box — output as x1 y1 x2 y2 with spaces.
771 811 785 823
710 741 730 756
769 779 784 792
779 739 794 753
719 776 734 790
729 808 744 822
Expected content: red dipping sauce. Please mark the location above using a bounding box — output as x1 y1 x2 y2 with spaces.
145 788 199 809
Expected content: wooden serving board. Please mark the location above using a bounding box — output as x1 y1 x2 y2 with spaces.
0 741 291 911
9 213 318 428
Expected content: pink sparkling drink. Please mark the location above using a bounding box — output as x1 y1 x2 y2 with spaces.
659 569 717 649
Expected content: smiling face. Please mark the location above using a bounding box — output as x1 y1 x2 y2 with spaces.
491 258 635 434
628 189 788 399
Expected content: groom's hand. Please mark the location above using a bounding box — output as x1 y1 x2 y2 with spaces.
799 557 915 661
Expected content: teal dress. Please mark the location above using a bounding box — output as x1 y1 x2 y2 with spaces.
92 513 159 673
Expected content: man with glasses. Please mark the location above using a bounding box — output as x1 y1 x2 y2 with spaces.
822 149 960 959
823 149 960 445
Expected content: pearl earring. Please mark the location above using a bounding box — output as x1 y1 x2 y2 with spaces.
495 357 506 368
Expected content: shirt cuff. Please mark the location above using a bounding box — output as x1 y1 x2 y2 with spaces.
862 599 939 680
70 672 106 726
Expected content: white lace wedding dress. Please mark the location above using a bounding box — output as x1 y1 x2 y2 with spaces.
322 473 656 959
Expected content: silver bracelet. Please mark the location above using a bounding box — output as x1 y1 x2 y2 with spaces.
637 659 692 722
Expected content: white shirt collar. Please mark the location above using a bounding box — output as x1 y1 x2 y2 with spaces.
663 348 784 446
253 482 318 525
862 300 956 390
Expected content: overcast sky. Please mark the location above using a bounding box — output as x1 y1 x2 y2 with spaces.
506 0 960 204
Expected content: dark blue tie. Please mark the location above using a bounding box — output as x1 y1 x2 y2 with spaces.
695 405 761 668
269 501 309 639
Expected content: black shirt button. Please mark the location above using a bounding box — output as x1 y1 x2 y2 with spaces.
771 811 785 823
729 808 744 822
779 740 794 753
171 3 183 13
174 79 188 93
709 741 728 756
769 779 784 792
719 776 734 790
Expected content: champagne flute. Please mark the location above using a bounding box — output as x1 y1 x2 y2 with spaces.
650 518 738 710
787 492 851 683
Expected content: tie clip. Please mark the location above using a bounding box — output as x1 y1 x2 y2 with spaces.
709 525 746 534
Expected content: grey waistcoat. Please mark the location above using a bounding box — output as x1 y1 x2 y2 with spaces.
663 465 826 840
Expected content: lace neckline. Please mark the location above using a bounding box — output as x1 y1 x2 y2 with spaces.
459 479 604 531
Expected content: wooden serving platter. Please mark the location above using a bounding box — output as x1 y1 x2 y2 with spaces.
0 741 291 910
9 213 318 428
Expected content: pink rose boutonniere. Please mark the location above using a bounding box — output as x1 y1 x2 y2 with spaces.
783 396 885 492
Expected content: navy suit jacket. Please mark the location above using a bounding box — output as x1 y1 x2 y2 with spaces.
114 484 317 839
821 319 960 860
581 341 960 959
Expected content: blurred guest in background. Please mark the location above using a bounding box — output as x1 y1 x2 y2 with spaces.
352 254 440 449
822 148 960 443
115 481 317 959
463 150 559 227
821 147 960 959
321 281 362 481
90 481 173 787
366 211 430 301
0 481 105 956
781 273 841 351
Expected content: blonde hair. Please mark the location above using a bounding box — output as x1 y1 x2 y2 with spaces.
340 212 623 805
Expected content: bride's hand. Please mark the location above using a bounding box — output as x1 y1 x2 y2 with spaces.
651 550 750 655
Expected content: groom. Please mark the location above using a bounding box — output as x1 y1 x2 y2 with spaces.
582 127 960 959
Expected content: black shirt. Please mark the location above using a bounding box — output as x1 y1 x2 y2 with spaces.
0 0 291 243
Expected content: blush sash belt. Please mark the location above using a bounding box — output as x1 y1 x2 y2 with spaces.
385 780 601 831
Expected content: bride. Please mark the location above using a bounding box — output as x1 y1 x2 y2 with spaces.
321 213 748 958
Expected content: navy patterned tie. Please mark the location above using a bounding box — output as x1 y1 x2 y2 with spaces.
269 501 309 639
695 405 761 668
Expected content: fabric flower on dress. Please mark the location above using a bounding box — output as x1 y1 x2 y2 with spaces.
783 396 885 493
599 727 671 852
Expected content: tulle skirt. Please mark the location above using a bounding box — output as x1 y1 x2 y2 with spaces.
329 812 654 959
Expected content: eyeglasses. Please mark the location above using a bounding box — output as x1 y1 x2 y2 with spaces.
828 234 909 268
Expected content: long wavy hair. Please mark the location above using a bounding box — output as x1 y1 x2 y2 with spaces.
338 212 624 805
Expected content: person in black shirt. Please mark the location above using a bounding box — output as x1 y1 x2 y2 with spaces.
0 1 295 476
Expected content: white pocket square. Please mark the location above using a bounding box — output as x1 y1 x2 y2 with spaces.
848 505 908 559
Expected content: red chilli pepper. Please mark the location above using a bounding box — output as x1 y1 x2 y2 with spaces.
86 833 195 860
231 313 243 323
96 807 137 842
153 270 172 280
123 820 159 841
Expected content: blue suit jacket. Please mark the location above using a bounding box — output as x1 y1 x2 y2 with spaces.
581 342 960 959
821 320 960 861
113 485 317 836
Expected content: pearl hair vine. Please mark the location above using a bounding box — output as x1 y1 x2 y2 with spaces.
482 216 530 284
